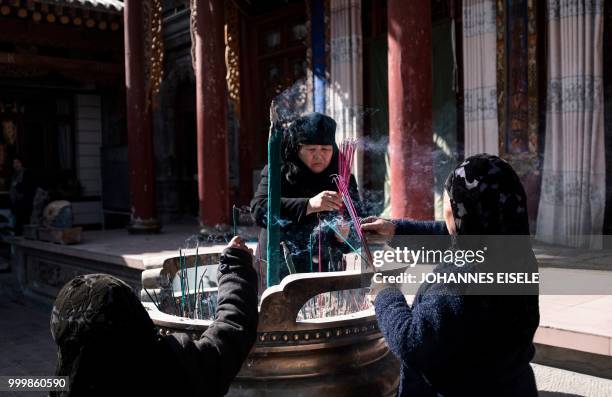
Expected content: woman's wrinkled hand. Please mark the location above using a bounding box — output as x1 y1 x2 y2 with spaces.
360 216 396 237
307 190 343 215
226 236 253 255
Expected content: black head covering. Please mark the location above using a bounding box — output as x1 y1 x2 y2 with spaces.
50 274 157 396
443 154 539 299
282 112 339 185
286 112 337 146
437 155 539 363
444 154 530 235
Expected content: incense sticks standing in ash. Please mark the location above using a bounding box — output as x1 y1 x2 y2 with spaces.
297 288 371 320
281 241 296 274
170 248 219 320
232 205 239 236
168 247 370 322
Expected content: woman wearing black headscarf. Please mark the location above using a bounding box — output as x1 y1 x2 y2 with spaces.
250 112 362 279
50 236 258 397
362 154 540 397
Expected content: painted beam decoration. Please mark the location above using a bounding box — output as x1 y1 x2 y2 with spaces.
0 0 122 30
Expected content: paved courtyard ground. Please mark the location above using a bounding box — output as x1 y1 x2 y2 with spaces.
1 271 611 396
0 272 56 397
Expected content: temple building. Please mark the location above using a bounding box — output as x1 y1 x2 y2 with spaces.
1 0 610 249
151 0 612 250
0 0 124 228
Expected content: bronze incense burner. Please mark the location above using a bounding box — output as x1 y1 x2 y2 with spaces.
142 253 400 397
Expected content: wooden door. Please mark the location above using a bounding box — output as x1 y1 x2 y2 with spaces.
238 2 308 204
253 5 308 167
174 81 198 216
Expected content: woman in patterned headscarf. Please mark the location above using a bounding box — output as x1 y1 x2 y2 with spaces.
362 154 540 397
50 236 258 397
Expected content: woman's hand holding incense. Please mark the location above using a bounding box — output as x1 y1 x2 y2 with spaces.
227 236 253 255
360 216 396 237
306 190 343 215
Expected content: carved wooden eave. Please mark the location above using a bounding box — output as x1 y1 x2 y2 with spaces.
0 51 122 82
0 0 123 31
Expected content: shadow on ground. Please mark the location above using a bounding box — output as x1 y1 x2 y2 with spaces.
539 392 584 397
0 271 57 379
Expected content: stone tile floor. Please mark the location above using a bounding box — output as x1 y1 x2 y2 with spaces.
6 223 260 271
0 272 55 397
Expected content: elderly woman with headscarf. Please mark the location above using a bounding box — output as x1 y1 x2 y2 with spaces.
250 112 362 279
49 236 258 397
361 154 540 397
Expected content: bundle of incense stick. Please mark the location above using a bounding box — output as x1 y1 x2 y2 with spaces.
338 140 356 185
337 140 356 214
333 175 373 268
335 139 374 268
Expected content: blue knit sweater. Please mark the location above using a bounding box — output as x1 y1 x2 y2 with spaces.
374 221 539 397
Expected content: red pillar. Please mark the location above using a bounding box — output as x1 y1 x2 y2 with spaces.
124 0 160 233
387 0 434 220
195 0 230 226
